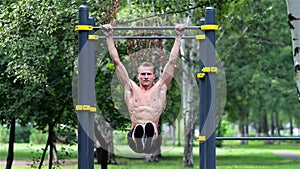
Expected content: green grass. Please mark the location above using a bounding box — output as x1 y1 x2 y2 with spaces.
0 144 77 161
1 141 299 169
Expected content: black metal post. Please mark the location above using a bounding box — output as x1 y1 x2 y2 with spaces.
199 7 217 169
204 7 217 169
199 18 207 169
78 5 92 169
87 16 96 169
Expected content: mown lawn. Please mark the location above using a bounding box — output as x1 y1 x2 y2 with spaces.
0 141 299 169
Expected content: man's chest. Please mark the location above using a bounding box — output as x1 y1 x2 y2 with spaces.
126 87 166 107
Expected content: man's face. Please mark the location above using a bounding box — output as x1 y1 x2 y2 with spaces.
137 66 156 87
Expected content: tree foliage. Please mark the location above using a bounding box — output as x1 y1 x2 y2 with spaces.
218 0 300 133
0 0 79 130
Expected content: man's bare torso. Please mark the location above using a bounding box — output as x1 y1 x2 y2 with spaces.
124 80 167 129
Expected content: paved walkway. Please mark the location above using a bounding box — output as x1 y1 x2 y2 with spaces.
1 160 77 167
273 152 300 159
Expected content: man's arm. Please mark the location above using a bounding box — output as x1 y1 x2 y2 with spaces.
102 24 132 87
160 24 185 87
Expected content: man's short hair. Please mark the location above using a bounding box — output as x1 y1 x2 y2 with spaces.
138 62 155 73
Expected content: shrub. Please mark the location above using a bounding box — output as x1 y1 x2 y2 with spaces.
113 130 127 145
216 118 229 147
0 125 8 143
29 129 48 144
15 124 32 143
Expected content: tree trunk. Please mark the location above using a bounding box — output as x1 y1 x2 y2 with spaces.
262 114 272 144
39 138 49 168
255 123 261 137
275 111 281 144
172 124 176 146
177 118 181 146
48 124 54 169
39 105 65 168
180 19 199 165
183 128 194 167
245 115 249 139
38 104 66 168
182 50 194 167
6 118 15 169
275 111 281 136
238 111 249 145
286 0 300 102
289 117 294 136
38 123 54 169
270 112 275 136
107 128 116 164
238 120 247 144
245 112 249 134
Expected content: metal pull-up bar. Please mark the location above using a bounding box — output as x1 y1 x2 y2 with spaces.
93 35 205 40
93 25 201 31
75 25 218 31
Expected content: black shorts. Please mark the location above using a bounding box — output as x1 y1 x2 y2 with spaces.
127 122 162 154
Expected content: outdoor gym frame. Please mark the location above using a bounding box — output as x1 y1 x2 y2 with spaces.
76 4 216 169
76 4 300 169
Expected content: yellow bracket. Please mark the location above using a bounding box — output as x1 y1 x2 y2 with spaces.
202 67 211 73
90 106 97 112
197 73 206 79
88 35 99 40
201 25 219 31
75 25 93 31
195 34 205 40
76 105 97 112
211 67 218 72
76 105 90 111
196 136 206 142
202 67 218 73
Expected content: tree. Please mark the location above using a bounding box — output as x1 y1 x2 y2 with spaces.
286 0 300 103
0 1 79 168
219 1 298 142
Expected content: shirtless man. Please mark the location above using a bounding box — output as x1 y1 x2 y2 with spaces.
102 24 185 153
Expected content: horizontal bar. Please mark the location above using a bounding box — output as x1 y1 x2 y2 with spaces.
94 26 200 31
98 36 197 39
216 137 300 140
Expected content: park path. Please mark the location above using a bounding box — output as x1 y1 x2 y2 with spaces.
0 159 77 167
273 152 300 159
0 160 30 167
